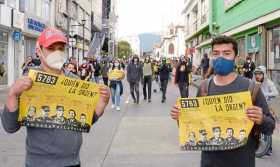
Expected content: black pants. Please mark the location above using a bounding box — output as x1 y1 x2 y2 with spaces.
160 79 168 100
143 75 152 100
129 82 140 103
178 82 189 98
103 77 108 86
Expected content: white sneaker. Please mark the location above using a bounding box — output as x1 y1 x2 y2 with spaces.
116 106 121 111
111 104 115 109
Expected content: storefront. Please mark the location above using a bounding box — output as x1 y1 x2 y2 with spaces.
23 16 47 60
267 26 280 89
247 33 261 62
0 30 8 86
236 37 246 59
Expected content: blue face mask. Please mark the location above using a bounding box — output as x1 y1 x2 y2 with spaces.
213 57 235 76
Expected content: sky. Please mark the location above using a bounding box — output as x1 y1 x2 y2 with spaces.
117 0 184 38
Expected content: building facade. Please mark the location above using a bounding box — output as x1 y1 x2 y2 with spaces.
0 0 116 87
182 0 211 67
0 0 54 87
158 23 186 59
102 0 118 58
182 0 280 89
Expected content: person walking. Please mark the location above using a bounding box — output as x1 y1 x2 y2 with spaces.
91 58 101 83
253 65 279 156
1 27 110 167
109 59 125 111
159 57 172 103
200 53 210 79
100 60 110 86
175 56 191 98
127 56 143 104
142 56 153 102
243 56 255 79
79 58 92 81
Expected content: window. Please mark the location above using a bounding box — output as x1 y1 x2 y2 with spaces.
201 0 207 24
70 1 78 19
42 0 50 19
7 0 17 8
26 0 36 15
19 0 25 12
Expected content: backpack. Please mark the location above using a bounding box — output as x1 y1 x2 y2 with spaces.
200 78 262 149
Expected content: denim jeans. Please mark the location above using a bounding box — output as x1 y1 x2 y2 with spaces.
111 83 121 106
93 76 100 83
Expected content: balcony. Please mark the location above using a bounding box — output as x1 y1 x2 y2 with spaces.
185 14 209 40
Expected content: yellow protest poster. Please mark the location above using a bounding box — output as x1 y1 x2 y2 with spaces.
108 69 124 80
18 69 100 133
178 91 254 151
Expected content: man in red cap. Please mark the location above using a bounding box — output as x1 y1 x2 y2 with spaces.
1 28 110 167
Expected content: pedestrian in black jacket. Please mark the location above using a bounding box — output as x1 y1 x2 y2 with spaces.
175 56 191 98
159 58 172 103
127 56 143 104
243 56 255 79
91 59 101 83
200 53 209 79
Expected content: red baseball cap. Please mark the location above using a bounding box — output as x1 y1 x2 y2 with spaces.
37 28 67 48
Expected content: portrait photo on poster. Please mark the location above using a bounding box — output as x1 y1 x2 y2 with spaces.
18 70 100 133
178 91 254 151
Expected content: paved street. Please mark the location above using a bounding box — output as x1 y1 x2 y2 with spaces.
0 82 280 167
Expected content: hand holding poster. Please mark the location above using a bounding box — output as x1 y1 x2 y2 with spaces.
19 70 100 133
178 91 254 151
108 69 125 80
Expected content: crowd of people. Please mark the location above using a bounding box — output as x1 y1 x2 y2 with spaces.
2 27 278 167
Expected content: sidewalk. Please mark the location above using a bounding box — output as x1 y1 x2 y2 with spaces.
0 88 8 109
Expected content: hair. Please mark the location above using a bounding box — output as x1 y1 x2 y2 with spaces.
211 35 238 56
69 109 76 116
80 113 86 118
41 106 50 111
112 60 122 70
240 129 246 133
212 126 221 131
56 105 64 110
226 128 234 133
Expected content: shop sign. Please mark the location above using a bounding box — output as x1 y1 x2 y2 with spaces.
27 18 46 32
13 31 22 41
247 34 261 53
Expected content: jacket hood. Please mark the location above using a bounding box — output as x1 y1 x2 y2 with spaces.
253 65 267 81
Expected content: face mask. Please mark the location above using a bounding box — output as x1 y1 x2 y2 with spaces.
213 57 234 76
114 63 119 67
45 50 67 70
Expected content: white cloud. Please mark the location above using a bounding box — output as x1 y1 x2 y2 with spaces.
117 0 184 38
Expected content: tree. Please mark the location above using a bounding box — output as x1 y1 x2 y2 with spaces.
117 41 132 59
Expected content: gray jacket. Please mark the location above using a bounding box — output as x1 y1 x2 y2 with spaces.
127 63 143 83
0 71 99 167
